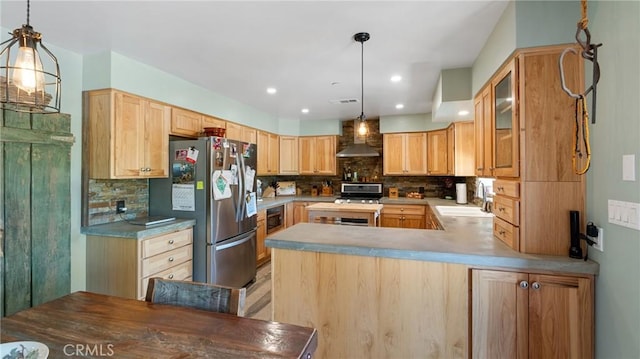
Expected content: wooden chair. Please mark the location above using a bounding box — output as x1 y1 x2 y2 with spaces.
145 278 246 316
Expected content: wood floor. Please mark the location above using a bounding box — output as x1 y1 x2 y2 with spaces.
244 261 272 321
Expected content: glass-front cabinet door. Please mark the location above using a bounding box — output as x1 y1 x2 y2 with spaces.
491 59 519 177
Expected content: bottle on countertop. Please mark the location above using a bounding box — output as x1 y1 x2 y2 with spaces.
346 166 352 182
343 165 348 181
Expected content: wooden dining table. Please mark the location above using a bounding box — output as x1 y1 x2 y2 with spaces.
1 291 317 358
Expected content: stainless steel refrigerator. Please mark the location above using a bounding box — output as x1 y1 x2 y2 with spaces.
149 137 257 287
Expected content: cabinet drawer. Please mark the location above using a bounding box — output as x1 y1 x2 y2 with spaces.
493 179 520 198
494 217 519 251
139 260 193 299
141 229 193 259
141 245 192 278
381 205 425 216
493 195 520 225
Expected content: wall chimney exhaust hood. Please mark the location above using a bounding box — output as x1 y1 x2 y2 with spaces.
431 67 473 122
336 120 379 157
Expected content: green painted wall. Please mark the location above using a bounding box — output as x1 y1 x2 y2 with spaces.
585 2 640 358
472 0 516 95
379 113 448 133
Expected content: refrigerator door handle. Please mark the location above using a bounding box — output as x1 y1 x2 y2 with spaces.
239 152 246 218
215 232 252 251
234 152 243 222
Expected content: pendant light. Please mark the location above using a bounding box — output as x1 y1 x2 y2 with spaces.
0 0 61 113
354 32 370 137
336 32 379 158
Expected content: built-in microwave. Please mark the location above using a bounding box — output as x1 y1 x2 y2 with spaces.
266 205 284 234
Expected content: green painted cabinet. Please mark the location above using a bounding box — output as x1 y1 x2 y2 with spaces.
1 108 74 316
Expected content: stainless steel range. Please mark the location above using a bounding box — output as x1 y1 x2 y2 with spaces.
336 182 383 204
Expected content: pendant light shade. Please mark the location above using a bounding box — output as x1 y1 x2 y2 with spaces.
0 0 61 113
354 32 369 137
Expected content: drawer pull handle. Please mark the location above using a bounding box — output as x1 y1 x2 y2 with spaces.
168 257 174 262
168 239 175 245
499 230 506 235
497 186 504 192
168 274 174 279
499 207 505 212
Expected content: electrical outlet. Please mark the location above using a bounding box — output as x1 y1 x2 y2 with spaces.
590 227 604 252
116 200 126 214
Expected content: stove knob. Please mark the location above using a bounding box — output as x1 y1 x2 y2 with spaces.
346 199 351 203
368 200 373 204
361 200 366 204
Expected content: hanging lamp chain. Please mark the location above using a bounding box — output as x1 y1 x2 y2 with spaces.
26 0 30 25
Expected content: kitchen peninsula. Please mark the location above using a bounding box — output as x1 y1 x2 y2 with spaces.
266 210 598 358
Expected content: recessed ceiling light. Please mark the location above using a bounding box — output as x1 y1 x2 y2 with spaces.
266 87 277 94
301 108 309 114
390 75 402 82
458 110 470 116
395 104 404 109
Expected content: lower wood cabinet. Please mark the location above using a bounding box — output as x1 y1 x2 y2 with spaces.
87 227 194 300
381 204 426 229
256 210 270 267
471 269 594 359
292 201 320 224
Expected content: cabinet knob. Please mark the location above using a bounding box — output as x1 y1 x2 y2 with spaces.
532 282 541 290
168 239 175 245
168 257 174 262
519 281 529 289
168 274 174 279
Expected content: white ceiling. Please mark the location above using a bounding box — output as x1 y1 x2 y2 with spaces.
1 0 508 123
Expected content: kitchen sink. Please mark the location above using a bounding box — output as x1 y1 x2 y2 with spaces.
435 205 494 218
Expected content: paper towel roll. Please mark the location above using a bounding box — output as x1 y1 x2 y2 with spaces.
456 183 467 204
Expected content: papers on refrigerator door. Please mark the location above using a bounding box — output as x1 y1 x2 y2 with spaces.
245 192 257 217
212 170 232 200
244 166 255 192
172 184 195 211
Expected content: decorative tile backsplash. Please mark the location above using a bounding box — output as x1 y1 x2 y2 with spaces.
87 179 148 225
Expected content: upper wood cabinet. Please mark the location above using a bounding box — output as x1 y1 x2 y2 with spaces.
171 107 205 138
202 116 226 132
279 135 299 175
426 129 448 175
383 132 427 175
472 269 593 359
474 87 493 177
226 122 257 144
447 121 475 176
480 45 585 256
86 89 170 179
257 131 279 175
171 108 226 138
491 58 519 178
298 135 337 175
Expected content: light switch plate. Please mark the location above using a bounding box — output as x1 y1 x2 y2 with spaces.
608 199 640 230
622 154 636 181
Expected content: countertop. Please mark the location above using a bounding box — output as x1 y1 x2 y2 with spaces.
81 218 196 239
266 200 600 276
